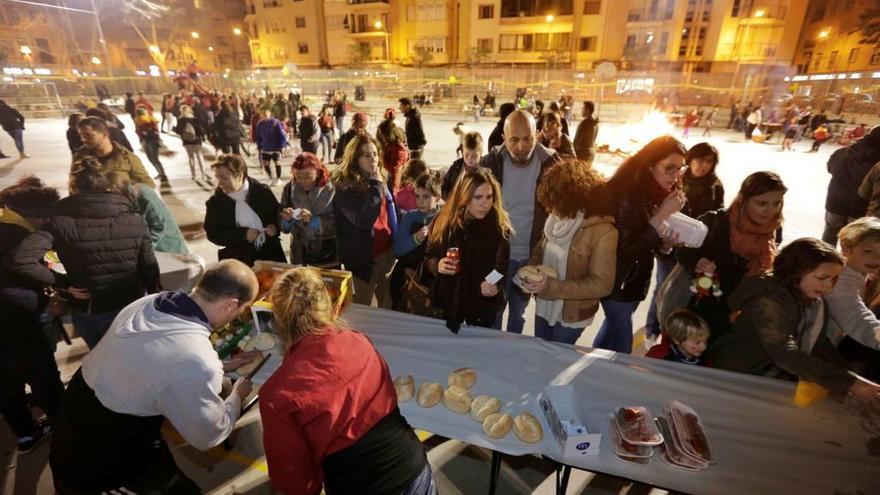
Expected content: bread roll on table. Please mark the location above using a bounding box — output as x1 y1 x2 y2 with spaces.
482 413 513 439
394 375 415 403
442 385 473 414
447 367 477 389
513 412 543 444
470 395 502 422
417 382 444 408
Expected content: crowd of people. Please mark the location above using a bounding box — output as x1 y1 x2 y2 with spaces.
1 85 880 495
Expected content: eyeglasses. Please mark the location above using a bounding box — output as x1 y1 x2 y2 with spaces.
660 164 687 176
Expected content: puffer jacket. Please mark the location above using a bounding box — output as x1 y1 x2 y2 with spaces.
527 215 618 323
0 212 45 314
605 185 663 302
7 193 160 314
824 126 880 218
712 275 855 396
681 172 724 219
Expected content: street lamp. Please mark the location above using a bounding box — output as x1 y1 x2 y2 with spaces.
20 45 32 56
208 46 214 52
374 19 383 29
754 9 765 18
191 31 200 39
546 14 556 71
149 44 161 55
818 29 830 39
233 27 243 36
91 56 102 65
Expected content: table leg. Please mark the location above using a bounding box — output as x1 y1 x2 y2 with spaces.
555 464 571 495
488 450 502 495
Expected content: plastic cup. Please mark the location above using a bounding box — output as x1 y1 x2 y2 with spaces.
793 380 829 408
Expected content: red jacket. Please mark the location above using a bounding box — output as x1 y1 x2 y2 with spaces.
259 329 398 495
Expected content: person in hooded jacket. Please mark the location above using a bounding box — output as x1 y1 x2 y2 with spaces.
204 154 286 265
279 153 337 265
823 125 880 246
0 177 65 455
8 158 161 348
213 100 243 155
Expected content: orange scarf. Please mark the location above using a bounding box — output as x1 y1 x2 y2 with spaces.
728 196 781 276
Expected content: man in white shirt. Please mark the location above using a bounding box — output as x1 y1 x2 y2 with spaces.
50 259 259 494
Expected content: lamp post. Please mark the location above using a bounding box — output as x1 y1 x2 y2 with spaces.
375 19 389 62
546 14 555 71
233 27 253 70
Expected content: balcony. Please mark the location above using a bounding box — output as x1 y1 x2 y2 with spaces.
627 8 674 23
738 4 787 24
724 42 780 61
347 0 390 12
348 0 389 3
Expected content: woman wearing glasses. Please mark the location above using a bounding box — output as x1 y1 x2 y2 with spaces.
593 136 687 353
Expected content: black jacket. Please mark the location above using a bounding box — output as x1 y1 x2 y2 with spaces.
332 179 388 281
824 129 880 217
681 172 724 219
334 128 358 163
213 109 242 146
487 120 505 151
441 158 468 201
479 145 560 256
8 193 160 314
67 127 83 153
0 103 25 132
573 117 598 160
204 177 286 266
424 211 510 332
606 184 663 302
404 108 426 149
174 116 204 146
0 219 46 314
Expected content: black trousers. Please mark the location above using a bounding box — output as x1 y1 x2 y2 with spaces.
220 142 241 155
0 302 64 438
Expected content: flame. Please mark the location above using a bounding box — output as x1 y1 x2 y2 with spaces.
597 109 677 155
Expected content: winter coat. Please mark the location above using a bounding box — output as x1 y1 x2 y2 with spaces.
0 212 46 314
174 116 204 146
487 120 505 151
204 177 286 265
255 117 288 152
72 142 155 188
7 193 160 314
712 275 855 396
441 158 475 201
67 127 83 153
825 128 880 217
424 210 510 331
332 178 397 282
681 172 724 219
527 215 618 323
128 184 189 254
335 128 359 163
279 181 337 265
539 133 576 159
403 108 426 149
605 181 664 302
213 109 242 146
573 117 598 162
299 115 320 153
0 102 25 132
479 145 561 255
271 100 288 121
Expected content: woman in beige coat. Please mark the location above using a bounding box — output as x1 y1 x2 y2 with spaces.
521 159 618 344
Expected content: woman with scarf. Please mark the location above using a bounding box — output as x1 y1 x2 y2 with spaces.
673 171 786 345
536 112 576 159
332 134 398 308
595 136 687 353
520 159 618 344
424 169 512 333
279 153 337 265
204 154 286 265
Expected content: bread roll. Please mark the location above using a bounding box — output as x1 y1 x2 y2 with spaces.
442 385 473 414
517 265 543 284
447 367 477 389
394 375 415 403
236 353 264 376
417 382 443 408
482 413 513 439
535 265 558 279
470 395 502 422
513 412 543 444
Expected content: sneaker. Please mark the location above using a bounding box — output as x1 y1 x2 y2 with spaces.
271 178 281 187
20 153 31 159
17 421 52 455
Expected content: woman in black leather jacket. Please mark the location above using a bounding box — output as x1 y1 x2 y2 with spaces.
593 136 687 353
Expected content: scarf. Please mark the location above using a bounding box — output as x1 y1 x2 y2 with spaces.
372 188 393 258
727 196 780 276
647 174 672 205
536 213 589 326
228 180 266 249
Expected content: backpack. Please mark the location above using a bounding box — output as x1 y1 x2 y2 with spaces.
181 121 197 142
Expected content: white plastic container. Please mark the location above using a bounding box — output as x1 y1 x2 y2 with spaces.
539 385 602 457
664 212 708 248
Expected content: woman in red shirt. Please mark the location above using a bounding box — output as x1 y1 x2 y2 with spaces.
260 267 435 495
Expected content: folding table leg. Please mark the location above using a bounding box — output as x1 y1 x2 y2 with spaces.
555 464 572 495
488 450 502 495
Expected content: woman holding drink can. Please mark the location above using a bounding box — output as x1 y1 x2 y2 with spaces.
424 169 513 332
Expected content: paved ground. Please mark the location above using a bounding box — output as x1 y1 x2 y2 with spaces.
0 97 839 494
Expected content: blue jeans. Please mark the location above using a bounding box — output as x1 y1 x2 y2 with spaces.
8 128 24 154
71 309 121 349
320 132 333 162
336 116 345 134
645 255 676 338
400 463 437 495
593 299 639 353
534 317 585 345
494 258 529 333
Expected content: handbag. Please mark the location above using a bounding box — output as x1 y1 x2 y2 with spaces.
655 263 695 325
398 265 443 319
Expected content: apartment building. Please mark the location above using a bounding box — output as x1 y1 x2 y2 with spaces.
793 0 880 74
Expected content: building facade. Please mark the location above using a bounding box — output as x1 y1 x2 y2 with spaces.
793 0 880 75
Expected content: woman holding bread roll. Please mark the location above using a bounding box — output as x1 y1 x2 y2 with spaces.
260 267 436 495
520 159 619 344
424 169 513 332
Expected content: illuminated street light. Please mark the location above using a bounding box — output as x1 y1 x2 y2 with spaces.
233 27 242 36
191 31 200 39
818 29 830 39
20 45 32 55
374 20 382 29
208 46 214 52
754 9 765 18
546 14 554 23
148 45 160 54
91 56 102 65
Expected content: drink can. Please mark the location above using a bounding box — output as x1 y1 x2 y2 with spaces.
446 247 461 273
